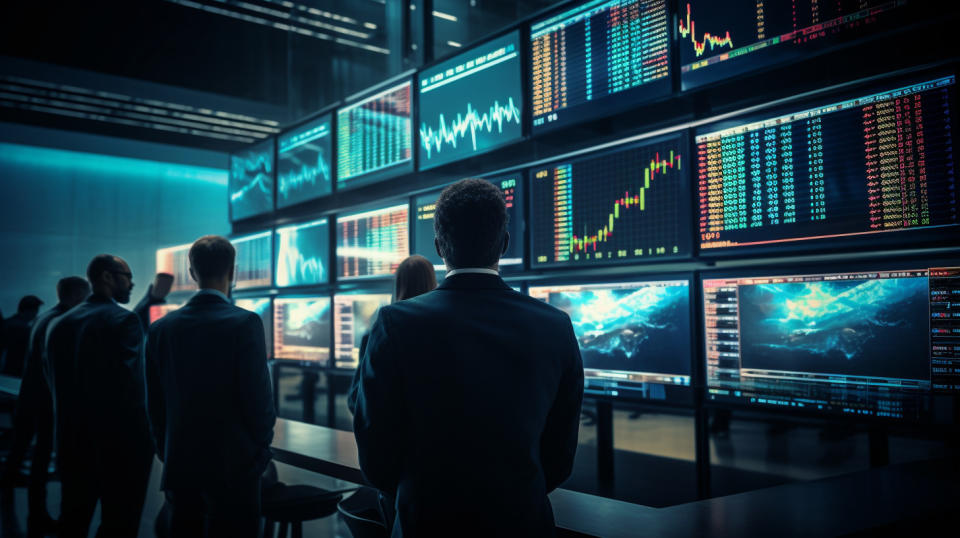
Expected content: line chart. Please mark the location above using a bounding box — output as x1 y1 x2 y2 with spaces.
678 3 733 58
419 97 522 160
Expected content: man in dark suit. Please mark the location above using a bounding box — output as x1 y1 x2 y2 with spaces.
46 255 155 538
146 235 275 538
1 277 90 532
352 179 584 537
0 295 43 377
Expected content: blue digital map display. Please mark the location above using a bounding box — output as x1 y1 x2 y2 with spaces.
417 31 523 170
234 297 272 357
230 138 274 221
738 276 930 381
275 218 329 287
277 115 332 208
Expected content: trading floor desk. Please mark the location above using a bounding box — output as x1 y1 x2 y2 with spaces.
271 419 960 537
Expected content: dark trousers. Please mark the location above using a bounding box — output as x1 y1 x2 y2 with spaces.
5 383 55 519
167 475 261 538
57 445 153 538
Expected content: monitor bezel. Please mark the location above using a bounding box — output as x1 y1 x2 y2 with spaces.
228 136 276 223
275 105 338 210
230 230 275 292
334 199 412 282
272 294 334 367
273 216 332 289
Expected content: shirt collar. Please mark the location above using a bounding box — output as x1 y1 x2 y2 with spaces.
195 288 230 302
445 267 500 277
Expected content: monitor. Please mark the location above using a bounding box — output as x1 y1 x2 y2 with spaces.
275 218 329 287
417 31 523 170
156 243 193 293
148 302 183 324
696 75 958 255
529 279 692 400
703 263 960 420
337 79 413 189
333 292 392 369
229 138 274 221
232 231 272 290
277 114 333 208
530 134 691 268
336 204 410 280
529 0 670 133
679 1 920 90
273 296 331 364
235 297 273 358
413 174 524 271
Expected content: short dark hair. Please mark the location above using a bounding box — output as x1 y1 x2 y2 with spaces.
57 276 91 302
17 295 43 313
87 254 125 285
189 235 236 281
434 179 507 268
394 255 437 301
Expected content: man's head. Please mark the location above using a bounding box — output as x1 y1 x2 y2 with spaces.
434 179 509 270
87 254 134 304
16 295 43 321
57 276 91 308
189 235 235 291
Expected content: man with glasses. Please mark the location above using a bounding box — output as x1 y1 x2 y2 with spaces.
46 254 155 537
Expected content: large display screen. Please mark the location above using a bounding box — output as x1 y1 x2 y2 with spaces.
275 218 329 287
417 31 523 170
277 114 333 208
697 75 958 254
679 1 917 90
530 0 670 133
148 302 183 324
229 138 274 221
337 80 413 189
703 265 960 420
336 204 409 280
531 135 690 268
333 292 392 369
156 243 193 292
232 231 272 290
235 297 273 357
273 297 331 364
529 279 692 399
414 175 523 271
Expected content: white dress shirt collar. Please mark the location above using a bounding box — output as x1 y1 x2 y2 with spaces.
445 267 500 277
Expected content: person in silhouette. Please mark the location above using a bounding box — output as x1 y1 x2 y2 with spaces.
46 255 154 538
0 295 43 378
146 235 275 538
352 179 584 537
1 277 90 532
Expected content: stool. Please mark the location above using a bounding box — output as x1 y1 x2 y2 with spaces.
337 487 388 538
262 483 342 538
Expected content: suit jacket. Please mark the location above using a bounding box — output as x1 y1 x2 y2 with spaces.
145 291 275 493
352 273 584 538
21 304 68 412
45 295 154 463
1 313 33 377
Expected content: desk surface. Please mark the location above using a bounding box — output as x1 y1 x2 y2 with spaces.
270 418 960 538
0 375 21 396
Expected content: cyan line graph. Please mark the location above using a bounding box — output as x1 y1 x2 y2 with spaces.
277 227 327 286
279 154 331 199
419 97 521 160
230 152 272 204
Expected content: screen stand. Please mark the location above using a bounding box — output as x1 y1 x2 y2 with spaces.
302 371 319 424
596 400 615 495
868 428 890 468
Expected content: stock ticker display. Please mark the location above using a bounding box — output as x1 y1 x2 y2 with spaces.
417 31 523 170
155 243 193 293
229 138 274 221
697 76 958 254
277 115 333 208
273 297 331 363
234 297 273 357
679 1 914 89
232 231 272 290
275 218 329 287
531 136 690 268
529 280 692 399
333 293 391 369
703 266 960 419
530 0 670 132
337 81 413 188
337 204 410 279
414 175 524 270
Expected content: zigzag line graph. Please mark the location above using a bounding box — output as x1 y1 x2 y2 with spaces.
230 152 272 204
279 155 331 199
678 3 734 58
419 97 521 159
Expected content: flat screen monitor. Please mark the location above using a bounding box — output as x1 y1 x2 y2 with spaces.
529 0 670 133
273 296 331 364
156 243 193 293
229 138 274 221
337 79 413 189
529 279 692 400
333 292 392 369
417 31 523 170
336 204 410 280
275 218 329 287
696 75 958 255
530 134 691 268
413 174 524 271
148 302 183 324
235 297 273 358
232 231 272 290
679 1 920 90
703 263 960 420
277 114 333 208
